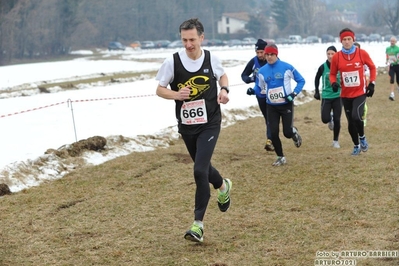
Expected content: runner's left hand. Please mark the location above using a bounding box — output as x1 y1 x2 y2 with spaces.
218 90 229 104
285 93 296 102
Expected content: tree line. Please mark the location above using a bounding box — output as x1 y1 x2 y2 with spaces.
0 0 398 65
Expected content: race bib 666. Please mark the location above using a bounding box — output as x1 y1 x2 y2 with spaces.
181 99 208 125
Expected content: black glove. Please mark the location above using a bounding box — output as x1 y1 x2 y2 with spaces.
246 88 255 95
314 91 320 100
331 82 339 93
286 93 296 102
366 83 375 97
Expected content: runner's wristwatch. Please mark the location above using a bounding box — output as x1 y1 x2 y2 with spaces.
220 86 229 93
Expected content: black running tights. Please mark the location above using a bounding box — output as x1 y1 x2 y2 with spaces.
182 127 224 221
341 95 367 146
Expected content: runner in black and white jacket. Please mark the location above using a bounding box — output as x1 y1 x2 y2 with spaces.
241 39 274 151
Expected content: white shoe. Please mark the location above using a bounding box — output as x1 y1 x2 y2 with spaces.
332 141 340 148
389 92 395 101
272 156 287 166
292 127 302 148
328 112 334 130
328 121 334 131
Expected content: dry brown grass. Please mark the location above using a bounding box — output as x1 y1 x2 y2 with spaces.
1 74 399 266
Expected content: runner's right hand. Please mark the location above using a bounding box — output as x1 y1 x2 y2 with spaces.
314 91 320 100
331 82 339 92
246 88 255 95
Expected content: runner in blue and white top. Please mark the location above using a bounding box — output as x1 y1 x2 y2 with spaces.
257 44 305 166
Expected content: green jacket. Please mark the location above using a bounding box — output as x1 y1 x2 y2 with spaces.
386 45 399 65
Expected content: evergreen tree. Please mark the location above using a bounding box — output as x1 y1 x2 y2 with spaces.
245 15 263 36
56 0 82 54
270 0 289 31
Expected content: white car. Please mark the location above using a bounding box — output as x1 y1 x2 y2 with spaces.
141 41 155 49
241 37 257 46
288 35 303 44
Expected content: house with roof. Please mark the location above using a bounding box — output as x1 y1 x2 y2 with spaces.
330 9 359 25
217 12 250 34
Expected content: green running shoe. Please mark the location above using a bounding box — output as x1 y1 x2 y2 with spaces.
217 178 232 212
184 223 204 243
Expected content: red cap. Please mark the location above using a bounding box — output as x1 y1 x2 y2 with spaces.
264 46 278 56
340 31 355 42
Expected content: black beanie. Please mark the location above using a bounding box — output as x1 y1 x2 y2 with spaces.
326 45 337 52
255 39 267 51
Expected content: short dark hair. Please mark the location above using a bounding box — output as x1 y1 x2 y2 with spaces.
339 27 354 36
179 18 204 36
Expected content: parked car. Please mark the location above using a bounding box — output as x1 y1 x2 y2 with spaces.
130 41 141 49
264 38 276 44
226 39 242 47
288 35 303 43
154 40 171 48
275 38 291 45
384 34 394 41
241 37 257 46
305 36 319 44
167 40 184 48
208 39 224 46
108 42 125 51
202 39 211 46
368 34 382 42
321 34 335 43
141 41 155 49
356 33 369 42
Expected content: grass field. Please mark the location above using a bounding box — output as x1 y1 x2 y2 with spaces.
0 73 398 266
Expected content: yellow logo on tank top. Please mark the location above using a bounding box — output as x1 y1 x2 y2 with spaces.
178 75 210 100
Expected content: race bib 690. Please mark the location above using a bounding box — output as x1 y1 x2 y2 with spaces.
267 86 285 103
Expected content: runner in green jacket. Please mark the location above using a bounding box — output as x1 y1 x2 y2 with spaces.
385 36 399 101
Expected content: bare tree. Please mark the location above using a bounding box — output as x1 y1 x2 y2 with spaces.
286 0 324 36
5 0 392 66
366 0 399 35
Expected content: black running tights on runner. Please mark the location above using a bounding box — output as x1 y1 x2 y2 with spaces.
267 102 294 157
182 127 224 221
389 64 399 84
321 97 342 141
256 96 272 140
342 95 367 146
